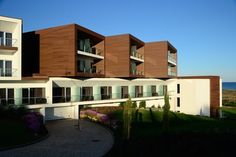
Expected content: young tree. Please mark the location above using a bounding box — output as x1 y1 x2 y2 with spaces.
123 96 132 140
162 93 170 131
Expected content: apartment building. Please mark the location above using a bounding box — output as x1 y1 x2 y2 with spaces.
0 16 22 80
0 16 222 121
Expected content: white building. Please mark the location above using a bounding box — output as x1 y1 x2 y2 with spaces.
0 16 222 121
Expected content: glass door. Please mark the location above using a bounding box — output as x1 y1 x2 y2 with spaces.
5 60 12 77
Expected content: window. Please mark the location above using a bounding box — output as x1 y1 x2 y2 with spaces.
53 87 71 103
0 60 12 77
81 87 93 101
101 86 112 100
177 84 180 94
151 85 158 96
121 86 128 98
135 86 143 97
0 88 14 105
177 97 180 107
0 31 3 46
6 33 12 46
22 88 46 104
0 32 12 46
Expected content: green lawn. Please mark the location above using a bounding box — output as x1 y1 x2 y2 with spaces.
105 107 236 157
0 118 43 148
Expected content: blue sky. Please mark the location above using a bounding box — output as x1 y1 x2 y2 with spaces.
1 0 236 81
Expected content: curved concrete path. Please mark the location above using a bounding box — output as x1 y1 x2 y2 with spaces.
0 119 114 157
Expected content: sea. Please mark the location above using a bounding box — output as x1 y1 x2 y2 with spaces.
222 82 236 90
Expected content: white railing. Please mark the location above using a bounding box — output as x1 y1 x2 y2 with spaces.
130 69 144 75
131 50 143 60
0 68 17 77
78 67 101 74
168 54 176 64
0 37 17 47
168 70 177 76
79 46 103 56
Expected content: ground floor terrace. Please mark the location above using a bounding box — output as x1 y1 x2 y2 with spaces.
0 76 222 121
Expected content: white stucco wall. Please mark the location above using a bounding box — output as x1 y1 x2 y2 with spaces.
0 16 22 80
176 79 210 116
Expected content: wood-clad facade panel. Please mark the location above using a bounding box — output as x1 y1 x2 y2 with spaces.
144 42 168 78
36 24 76 77
105 35 130 77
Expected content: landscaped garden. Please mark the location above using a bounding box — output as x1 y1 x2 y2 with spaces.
81 93 236 156
0 105 48 149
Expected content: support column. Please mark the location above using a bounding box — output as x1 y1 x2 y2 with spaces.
14 88 22 105
39 107 46 124
71 86 80 102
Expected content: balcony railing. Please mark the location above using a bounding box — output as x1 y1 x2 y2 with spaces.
0 97 47 105
130 69 144 76
0 68 17 77
131 51 143 59
51 92 166 103
168 70 177 76
78 67 102 74
168 54 176 65
0 37 17 47
78 47 104 59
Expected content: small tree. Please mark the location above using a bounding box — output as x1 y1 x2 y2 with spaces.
123 96 132 140
139 101 146 109
162 93 170 131
132 101 137 108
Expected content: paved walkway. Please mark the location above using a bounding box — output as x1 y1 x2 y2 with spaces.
0 119 114 157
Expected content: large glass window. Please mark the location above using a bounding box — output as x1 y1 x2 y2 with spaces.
5 33 12 46
0 32 12 46
22 88 46 104
151 85 158 96
101 86 112 100
0 31 3 46
0 60 12 77
81 87 93 101
121 86 128 98
0 88 14 105
135 86 143 97
5 61 12 76
0 60 3 77
53 87 71 103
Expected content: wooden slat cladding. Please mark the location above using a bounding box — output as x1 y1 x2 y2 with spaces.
145 42 168 78
178 76 221 117
210 76 220 117
36 24 77 77
105 34 130 77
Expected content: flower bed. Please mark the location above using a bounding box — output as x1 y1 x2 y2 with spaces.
80 109 118 129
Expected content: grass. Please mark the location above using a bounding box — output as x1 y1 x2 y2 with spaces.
105 107 236 157
223 89 236 106
0 118 44 149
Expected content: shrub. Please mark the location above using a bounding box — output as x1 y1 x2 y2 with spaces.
151 105 155 108
24 112 47 135
119 102 125 108
162 94 170 131
132 101 137 108
139 101 146 109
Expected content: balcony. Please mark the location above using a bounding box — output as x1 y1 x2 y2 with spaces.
130 69 144 77
22 97 47 105
0 68 17 77
168 70 177 76
0 97 47 105
77 67 104 77
77 47 104 60
168 52 177 65
0 37 18 54
130 51 144 62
